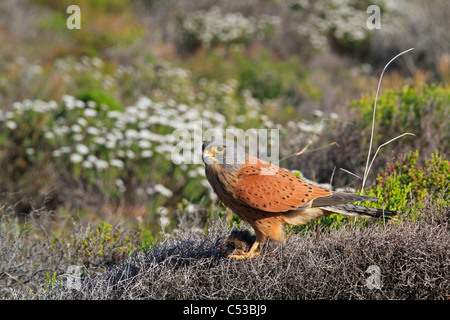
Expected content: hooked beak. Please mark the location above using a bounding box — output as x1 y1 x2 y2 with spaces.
202 149 216 164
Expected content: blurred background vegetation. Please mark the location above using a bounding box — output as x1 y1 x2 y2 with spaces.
0 0 448 265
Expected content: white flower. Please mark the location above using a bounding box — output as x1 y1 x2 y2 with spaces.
138 129 159 141
73 134 84 141
105 139 116 149
44 131 55 139
57 125 70 134
60 146 72 153
70 153 83 163
25 148 35 155
125 129 138 140
87 100 97 108
136 96 152 109
95 159 109 170
160 215 170 228
146 187 155 196
110 159 124 169
71 124 82 133
158 206 170 228
12 102 24 111
115 178 126 193
87 126 100 135
137 140 151 149
84 108 97 117
75 100 85 108
107 110 122 118
177 103 189 113
77 117 88 127
141 150 153 158
75 144 89 155
82 160 93 168
153 184 173 198
52 150 62 157
93 136 106 145
63 95 76 110
6 121 17 130
91 57 103 68
313 110 324 118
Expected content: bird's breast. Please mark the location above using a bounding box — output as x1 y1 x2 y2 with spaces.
205 164 239 207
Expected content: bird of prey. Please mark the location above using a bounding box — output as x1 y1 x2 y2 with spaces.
202 138 396 259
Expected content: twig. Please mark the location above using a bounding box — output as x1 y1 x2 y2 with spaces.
339 168 362 180
3 271 34 295
361 48 415 192
362 132 415 186
277 118 340 164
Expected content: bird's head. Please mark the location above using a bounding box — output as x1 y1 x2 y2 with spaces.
202 139 247 172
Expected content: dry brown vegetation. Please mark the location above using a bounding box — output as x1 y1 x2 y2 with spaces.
4 202 448 300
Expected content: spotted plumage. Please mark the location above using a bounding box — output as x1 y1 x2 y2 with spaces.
202 138 397 258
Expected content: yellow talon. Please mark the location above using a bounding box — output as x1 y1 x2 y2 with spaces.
229 241 260 259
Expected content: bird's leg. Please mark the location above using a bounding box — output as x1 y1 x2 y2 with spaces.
245 240 260 258
229 241 260 259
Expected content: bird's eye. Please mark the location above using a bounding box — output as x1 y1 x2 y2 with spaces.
214 145 225 153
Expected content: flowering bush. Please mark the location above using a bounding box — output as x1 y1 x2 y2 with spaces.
181 7 280 50
1 56 322 220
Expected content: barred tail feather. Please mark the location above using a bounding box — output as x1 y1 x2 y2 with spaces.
320 204 397 220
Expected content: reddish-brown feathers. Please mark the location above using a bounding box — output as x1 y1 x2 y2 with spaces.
234 155 331 212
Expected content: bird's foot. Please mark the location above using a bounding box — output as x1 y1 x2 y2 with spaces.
229 242 260 259
229 250 260 259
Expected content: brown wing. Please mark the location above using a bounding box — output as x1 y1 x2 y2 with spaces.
234 155 331 213
311 192 379 207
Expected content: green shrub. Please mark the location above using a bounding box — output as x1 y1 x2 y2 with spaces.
289 150 449 233
183 47 320 106
33 0 143 57
361 150 449 212
351 84 450 154
77 89 123 112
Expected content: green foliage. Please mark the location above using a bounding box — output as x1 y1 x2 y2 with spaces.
183 47 320 105
361 150 450 212
43 272 61 293
77 89 123 112
351 84 450 152
33 0 143 56
77 221 134 268
289 150 449 233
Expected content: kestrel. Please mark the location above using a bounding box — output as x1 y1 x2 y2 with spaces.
202 138 397 259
